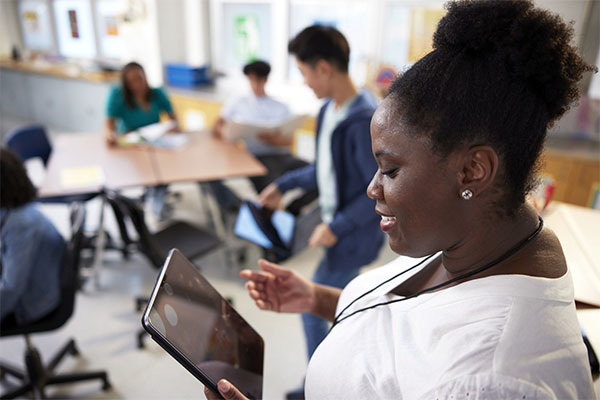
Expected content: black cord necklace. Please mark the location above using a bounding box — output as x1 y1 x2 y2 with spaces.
331 216 544 329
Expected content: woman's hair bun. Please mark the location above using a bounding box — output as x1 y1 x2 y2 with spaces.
433 0 596 122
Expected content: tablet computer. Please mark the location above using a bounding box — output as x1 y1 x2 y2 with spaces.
142 249 264 399
234 201 321 260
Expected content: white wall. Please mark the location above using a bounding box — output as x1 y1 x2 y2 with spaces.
535 0 590 45
119 0 163 85
0 0 23 58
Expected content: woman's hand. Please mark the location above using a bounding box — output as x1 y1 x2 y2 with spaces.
105 118 118 146
257 183 283 210
308 223 338 248
204 380 248 400
240 259 315 314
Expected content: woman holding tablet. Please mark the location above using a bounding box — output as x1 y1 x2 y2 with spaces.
206 0 596 398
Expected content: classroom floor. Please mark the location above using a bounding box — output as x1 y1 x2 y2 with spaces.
0 176 396 400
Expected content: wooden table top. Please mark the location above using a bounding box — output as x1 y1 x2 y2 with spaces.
38 132 266 197
38 134 157 198
150 132 267 183
543 202 600 307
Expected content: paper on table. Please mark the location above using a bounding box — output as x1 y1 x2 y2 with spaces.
152 133 190 149
60 165 104 188
137 120 177 142
223 114 307 141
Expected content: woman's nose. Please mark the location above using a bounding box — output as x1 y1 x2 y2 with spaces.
367 171 382 200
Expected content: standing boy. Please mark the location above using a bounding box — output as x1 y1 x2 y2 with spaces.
259 25 384 395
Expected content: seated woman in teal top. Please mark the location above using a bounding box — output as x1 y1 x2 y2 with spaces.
105 61 179 145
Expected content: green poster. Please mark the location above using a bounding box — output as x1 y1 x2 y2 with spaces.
234 15 260 62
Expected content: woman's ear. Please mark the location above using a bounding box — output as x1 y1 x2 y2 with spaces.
457 145 499 198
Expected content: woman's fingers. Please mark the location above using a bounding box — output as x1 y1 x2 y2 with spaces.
240 269 272 283
217 379 249 400
258 259 292 278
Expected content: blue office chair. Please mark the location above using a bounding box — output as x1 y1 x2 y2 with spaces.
4 124 99 204
5 125 52 167
0 204 111 398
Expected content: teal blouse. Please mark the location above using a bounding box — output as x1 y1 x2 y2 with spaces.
106 86 174 134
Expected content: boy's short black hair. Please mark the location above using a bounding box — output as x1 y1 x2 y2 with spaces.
0 147 37 209
288 25 350 72
243 60 271 79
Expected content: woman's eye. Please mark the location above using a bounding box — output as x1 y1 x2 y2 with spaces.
380 168 398 176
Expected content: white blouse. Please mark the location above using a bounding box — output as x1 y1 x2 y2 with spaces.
305 255 595 400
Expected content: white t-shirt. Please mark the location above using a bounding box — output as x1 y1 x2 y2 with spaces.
305 255 595 400
221 94 291 156
316 97 356 223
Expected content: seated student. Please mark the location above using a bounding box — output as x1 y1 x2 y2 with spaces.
206 1 596 399
0 148 67 326
105 62 180 218
210 60 317 215
105 61 179 144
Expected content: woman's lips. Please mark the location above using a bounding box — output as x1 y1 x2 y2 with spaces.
380 215 397 232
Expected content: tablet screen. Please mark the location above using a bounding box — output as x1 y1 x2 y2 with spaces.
234 201 295 255
143 250 264 399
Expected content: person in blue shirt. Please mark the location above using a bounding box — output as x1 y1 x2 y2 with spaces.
258 25 384 396
0 148 66 325
105 61 179 145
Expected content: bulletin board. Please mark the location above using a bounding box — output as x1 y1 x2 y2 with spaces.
19 0 55 51
95 0 125 60
53 0 96 59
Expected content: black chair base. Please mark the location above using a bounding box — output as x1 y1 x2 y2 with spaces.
0 338 110 399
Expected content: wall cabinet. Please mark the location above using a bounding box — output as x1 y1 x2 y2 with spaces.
1 68 111 134
541 151 600 207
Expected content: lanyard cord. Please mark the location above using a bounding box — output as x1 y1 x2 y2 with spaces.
331 216 544 329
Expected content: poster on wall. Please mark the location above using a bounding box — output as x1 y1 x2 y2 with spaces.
234 15 260 61
95 0 125 60
23 11 40 33
19 0 54 51
222 3 271 72
68 10 79 38
53 0 96 59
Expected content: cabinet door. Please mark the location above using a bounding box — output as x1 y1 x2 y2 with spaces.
541 153 575 203
567 159 600 207
0 69 32 120
30 74 70 130
65 80 110 133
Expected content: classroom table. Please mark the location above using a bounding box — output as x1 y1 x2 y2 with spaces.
38 134 157 198
38 131 266 197
150 132 267 183
543 202 600 387
37 131 267 286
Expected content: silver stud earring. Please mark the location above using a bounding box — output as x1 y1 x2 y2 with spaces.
461 189 473 200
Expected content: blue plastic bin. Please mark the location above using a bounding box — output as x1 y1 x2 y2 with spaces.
165 64 211 87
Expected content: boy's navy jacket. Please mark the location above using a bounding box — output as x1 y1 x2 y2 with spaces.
275 90 384 268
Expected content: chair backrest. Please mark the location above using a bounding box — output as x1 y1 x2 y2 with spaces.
104 190 166 268
0 203 86 336
5 125 52 167
51 203 87 325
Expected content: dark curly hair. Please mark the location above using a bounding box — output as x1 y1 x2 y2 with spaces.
388 0 596 214
288 25 350 73
1 147 37 209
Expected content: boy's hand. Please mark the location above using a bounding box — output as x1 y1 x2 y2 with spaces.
309 223 338 248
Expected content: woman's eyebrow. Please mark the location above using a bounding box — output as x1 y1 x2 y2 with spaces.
375 150 401 158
